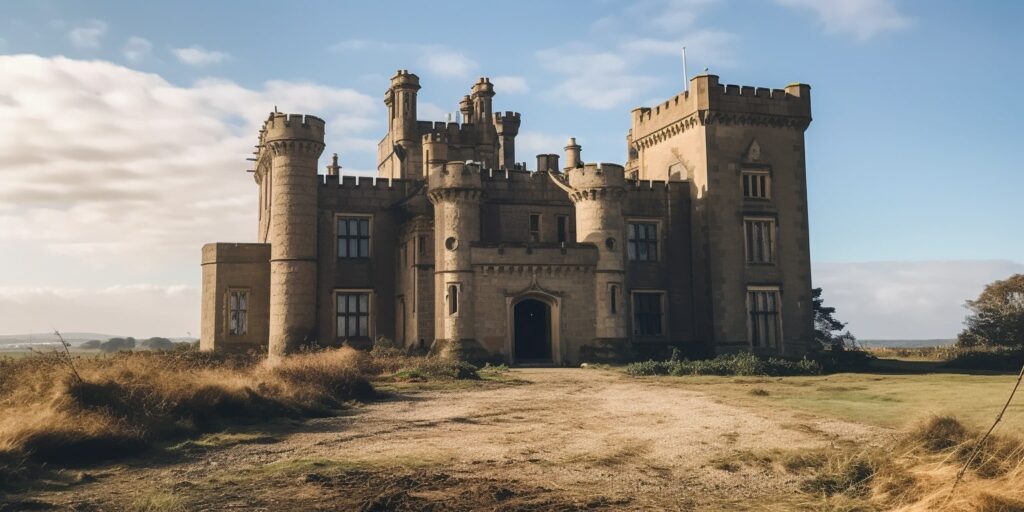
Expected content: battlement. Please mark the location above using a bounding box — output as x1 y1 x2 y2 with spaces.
258 112 326 146
429 160 484 190
390 69 421 89
566 163 626 191
471 77 495 96
630 74 812 141
422 132 447 144
493 111 521 134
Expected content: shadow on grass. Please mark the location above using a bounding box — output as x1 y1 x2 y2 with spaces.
865 358 1020 376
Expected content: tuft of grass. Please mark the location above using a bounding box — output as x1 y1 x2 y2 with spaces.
625 352 822 377
749 388 770 396
393 359 480 381
128 490 186 512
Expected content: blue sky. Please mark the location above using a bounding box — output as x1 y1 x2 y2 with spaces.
0 0 1021 338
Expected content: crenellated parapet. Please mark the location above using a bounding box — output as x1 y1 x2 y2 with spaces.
427 161 484 203
258 113 326 158
565 163 626 203
492 111 521 135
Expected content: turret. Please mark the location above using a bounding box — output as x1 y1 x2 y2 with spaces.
564 137 582 170
536 154 560 173
258 112 326 362
459 95 473 123
566 163 627 341
493 112 520 169
385 69 421 178
470 77 494 124
422 132 449 177
427 161 483 358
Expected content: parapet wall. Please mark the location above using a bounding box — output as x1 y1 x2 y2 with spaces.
630 75 811 141
259 113 326 146
566 163 626 190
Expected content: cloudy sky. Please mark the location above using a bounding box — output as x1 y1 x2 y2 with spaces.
0 0 1021 339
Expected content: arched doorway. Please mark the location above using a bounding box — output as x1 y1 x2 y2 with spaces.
513 299 551 362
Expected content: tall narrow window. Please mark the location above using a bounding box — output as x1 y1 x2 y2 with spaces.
742 170 771 199
336 292 370 339
556 215 568 243
627 222 658 261
418 235 426 255
529 214 541 242
632 292 664 336
744 218 775 264
609 284 619 314
337 217 370 258
748 288 781 348
228 289 248 336
447 284 459 315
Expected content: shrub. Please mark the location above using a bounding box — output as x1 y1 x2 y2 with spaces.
624 352 822 377
394 359 480 380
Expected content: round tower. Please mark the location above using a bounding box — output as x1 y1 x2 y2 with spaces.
566 163 628 341
259 112 326 362
427 158 483 358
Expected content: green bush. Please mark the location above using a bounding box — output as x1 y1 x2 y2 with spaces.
944 345 1024 371
395 359 480 380
624 352 822 377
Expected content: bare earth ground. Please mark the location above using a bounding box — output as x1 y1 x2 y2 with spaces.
14 368 889 511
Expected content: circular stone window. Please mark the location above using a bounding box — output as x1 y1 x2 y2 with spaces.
605 237 616 250
445 237 458 250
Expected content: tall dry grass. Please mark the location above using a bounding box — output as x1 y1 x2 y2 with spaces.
0 348 375 482
801 416 1024 511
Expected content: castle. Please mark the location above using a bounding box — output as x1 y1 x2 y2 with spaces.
200 70 815 364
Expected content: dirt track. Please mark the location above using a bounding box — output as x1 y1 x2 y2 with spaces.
21 369 887 511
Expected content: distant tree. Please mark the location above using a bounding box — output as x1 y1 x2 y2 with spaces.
812 287 857 350
957 274 1024 348
81 339 102 349
141 337 174 350
99 337 136 353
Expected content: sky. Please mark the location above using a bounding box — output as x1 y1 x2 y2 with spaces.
0 0 1021 339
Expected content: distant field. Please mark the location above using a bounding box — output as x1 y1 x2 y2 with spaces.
858 338 955 348
650 364 1023 431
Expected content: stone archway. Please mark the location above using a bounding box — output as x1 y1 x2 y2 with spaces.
513 298 551 362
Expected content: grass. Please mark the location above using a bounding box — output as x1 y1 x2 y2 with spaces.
0 346 493 488
710 416 1024 511
624 352 823 377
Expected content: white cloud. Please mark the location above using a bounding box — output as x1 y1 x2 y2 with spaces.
172 45 230 66
68 19 107 50
0 54 377 278
517 131 572 159
332 39 478 79
776 0 911 41
418 50 477 78
418 102 450 121
813 260 1024 340
0 285 199 337
122 36 152 63
492 75 529 94
538 1 738 110
537 44 660 110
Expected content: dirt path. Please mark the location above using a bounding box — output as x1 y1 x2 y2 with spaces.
22 369 887 511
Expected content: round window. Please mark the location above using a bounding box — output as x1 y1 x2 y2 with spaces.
445 237 458 250
605 237 616 250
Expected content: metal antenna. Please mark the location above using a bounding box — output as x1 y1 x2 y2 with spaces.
682 46 688 92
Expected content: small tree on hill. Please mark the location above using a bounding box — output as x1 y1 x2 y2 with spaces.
81 339 102 349
812 287 857 351
99 337 136 353
957 274 1024 348
141 337 174 350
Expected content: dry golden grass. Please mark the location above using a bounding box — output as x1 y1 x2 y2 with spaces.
0 347 387 484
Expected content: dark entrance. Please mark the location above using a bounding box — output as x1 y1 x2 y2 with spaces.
513 299 551 362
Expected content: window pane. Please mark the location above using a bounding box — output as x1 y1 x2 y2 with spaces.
338 239 348 258
337 317 345 337
358 294 368 312
338 219 348 236
229 293 237 310
359 239 369 257
358 316 368 336
238 293 247 310
359 219 369 236
349 239 358 258
638 243 648 260
627 242 636 260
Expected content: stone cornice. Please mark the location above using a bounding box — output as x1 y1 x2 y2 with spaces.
568 187 625 203
478 264 594 275
631 110 811 151
265 139 326 157
427 188 484 204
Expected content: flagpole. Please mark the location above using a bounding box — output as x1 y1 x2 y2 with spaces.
682 46 689 92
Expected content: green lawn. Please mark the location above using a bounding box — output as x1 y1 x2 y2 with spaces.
644 361 1024 432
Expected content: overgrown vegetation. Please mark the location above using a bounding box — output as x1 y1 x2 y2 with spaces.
0 343 484 488
957 273 1024 348
711 416 1024 511
624 352 822 377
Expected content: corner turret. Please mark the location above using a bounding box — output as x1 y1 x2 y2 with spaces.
493 111 520 169
385 70 421 179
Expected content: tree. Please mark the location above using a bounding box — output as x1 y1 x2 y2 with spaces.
141 337 174 350
99 337 136 353
958 274 1024 348
812 287 857 350
81 339 102 349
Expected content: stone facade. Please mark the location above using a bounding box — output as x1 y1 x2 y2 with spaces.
200 70 815 363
